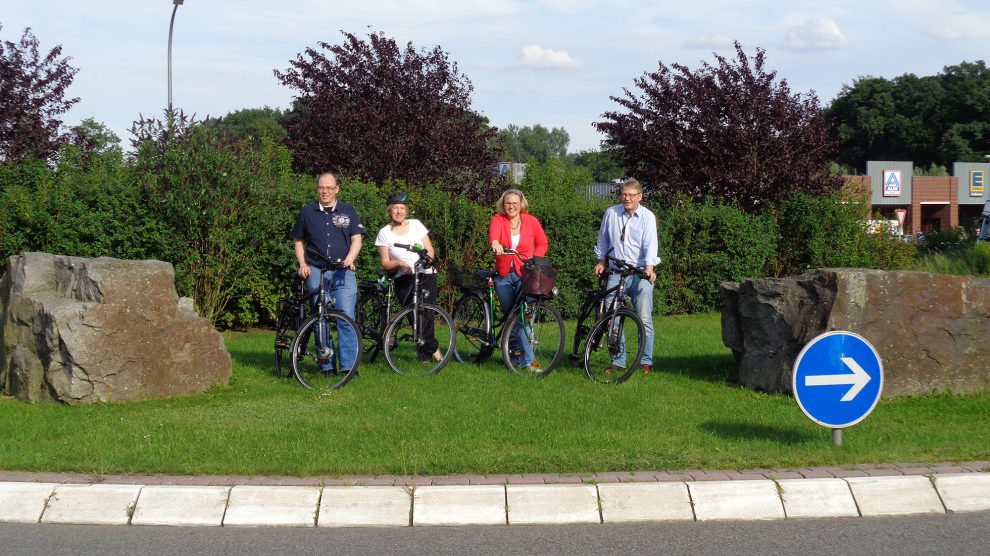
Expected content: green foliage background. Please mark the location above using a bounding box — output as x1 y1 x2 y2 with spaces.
2 139 960 329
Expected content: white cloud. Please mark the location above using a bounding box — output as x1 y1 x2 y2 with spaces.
683 34 735 49
520 44 580 69
926 24 965 41
784 18 848 50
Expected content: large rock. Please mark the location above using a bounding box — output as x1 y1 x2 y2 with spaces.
721 268 990 397
0 252 231 404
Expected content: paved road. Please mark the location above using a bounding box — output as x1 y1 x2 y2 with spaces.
2 513 989 555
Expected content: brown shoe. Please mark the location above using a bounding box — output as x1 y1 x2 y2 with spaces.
642 364 652 375
603 364 623 376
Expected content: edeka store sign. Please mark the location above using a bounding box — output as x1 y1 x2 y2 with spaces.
971 170 985 197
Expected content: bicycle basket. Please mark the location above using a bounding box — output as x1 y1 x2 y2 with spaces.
450 267 488 289
522 256 557 298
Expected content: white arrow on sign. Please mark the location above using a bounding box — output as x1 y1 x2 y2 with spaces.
804 357 871 402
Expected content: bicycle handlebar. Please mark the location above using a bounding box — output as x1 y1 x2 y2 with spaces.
394 243 434 268
603 248 650 279
304 246 347 270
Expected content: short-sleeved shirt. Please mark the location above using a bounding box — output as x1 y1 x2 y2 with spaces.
375 219 435 276
292 201 364 267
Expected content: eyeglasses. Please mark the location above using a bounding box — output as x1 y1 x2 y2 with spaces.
317 186 338 192
620 192 641 199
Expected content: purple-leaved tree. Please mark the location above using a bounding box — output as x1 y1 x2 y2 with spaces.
275 31 502 191
595 42 841 212
0 25 79 164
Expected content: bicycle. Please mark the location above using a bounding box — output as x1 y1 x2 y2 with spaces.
380 244 456 376
450 249 565 377
288 248 363 390
581 251 649 384
356 268 399 362
567 267 611 370
273 271 314 378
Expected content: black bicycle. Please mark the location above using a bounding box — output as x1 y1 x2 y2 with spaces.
380 244 456 376
273 271 313 378
567 267 611 369
450 249 565 377
287 248 363 390
356 268 399 362
581 252 648 384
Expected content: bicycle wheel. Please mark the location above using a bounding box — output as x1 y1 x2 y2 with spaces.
356 291 385 362
500 301 564 378
291 310 362 390
383 304 455 376
569 290 602 368
452 293 493 363
583 308 644 384
273 300 301 378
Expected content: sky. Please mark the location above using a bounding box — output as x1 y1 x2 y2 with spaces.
3 0 988 152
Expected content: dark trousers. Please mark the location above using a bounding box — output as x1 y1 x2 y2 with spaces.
394 272 439 359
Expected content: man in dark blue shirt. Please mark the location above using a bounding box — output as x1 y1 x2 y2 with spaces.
292 171 364 373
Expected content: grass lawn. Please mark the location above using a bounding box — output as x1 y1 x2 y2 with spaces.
0 313 987 477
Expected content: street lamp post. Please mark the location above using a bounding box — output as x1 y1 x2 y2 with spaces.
167 0 185 113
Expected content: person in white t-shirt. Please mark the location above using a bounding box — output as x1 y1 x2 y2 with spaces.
374 192 441 362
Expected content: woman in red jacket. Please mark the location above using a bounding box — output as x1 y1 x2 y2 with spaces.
488 188 549 369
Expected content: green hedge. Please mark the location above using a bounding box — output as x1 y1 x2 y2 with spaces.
1 146 935 328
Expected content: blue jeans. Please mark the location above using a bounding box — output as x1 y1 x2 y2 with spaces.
606 273 655 367
305 268 358 372
494 272 535 366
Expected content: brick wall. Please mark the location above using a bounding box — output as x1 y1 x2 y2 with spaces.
911 176 958 232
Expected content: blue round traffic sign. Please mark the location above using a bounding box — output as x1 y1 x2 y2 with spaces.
792 331 884 428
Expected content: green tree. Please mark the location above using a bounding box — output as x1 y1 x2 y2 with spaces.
216 106 288 144
500 124 569 162
567 148 625 182
826 60 990 168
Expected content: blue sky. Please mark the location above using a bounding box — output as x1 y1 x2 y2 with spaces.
4 1 988 152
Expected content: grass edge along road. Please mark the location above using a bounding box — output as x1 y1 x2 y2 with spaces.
0 313 987 477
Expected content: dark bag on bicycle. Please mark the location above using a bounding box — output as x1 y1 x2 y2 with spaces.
522 256 557 298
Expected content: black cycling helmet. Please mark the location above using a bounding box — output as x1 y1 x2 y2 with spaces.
387 192 410 206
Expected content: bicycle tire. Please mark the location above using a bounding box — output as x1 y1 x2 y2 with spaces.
290 310 362 390
452 292 493 363
356 291 385 362
383 304 456 376
583 308 644 384
500 301 564 378
569 290 602 368
273 299 302 378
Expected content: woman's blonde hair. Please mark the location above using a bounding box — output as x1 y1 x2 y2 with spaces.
495 188 529 215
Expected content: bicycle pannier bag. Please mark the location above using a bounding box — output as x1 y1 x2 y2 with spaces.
522 256 557 297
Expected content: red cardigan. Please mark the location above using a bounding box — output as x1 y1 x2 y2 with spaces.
488 213 549 277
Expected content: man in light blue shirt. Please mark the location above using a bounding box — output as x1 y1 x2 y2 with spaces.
594 178 660 375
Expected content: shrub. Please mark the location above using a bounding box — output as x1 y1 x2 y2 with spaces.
657 196 777 313
773 191 916 275
130 114 300 327
914 242 990 277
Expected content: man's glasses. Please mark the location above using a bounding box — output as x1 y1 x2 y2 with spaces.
620 192 641 199
318 186 338 192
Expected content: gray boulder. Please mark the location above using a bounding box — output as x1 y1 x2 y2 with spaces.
0 252 231 404
721 268 990 397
